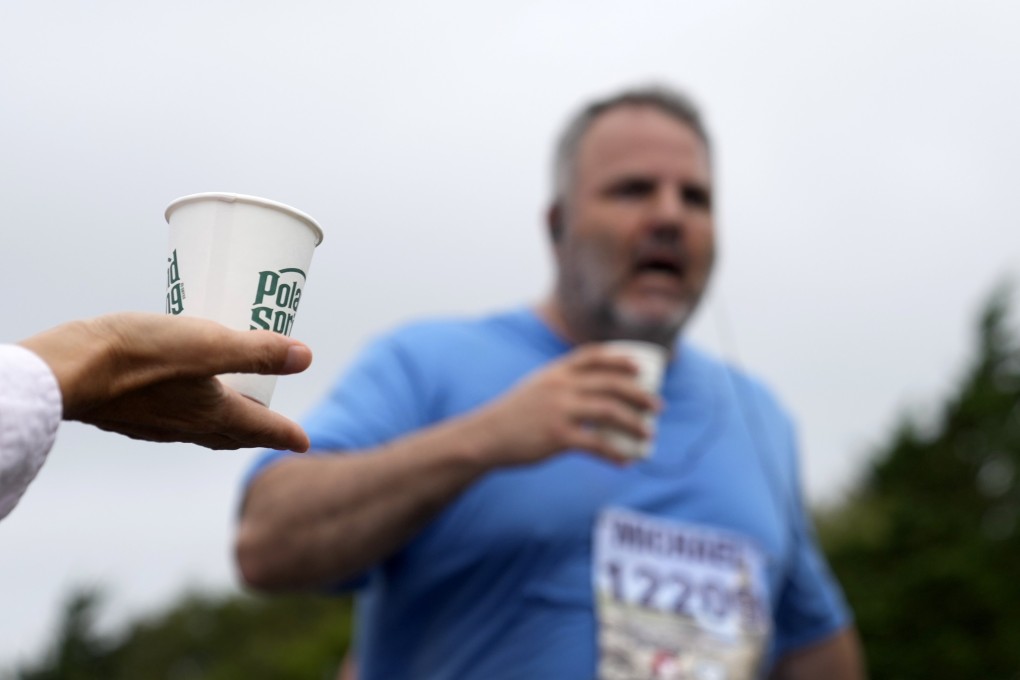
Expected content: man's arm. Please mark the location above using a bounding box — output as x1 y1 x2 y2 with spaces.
235 345 659 591
769 628 866 680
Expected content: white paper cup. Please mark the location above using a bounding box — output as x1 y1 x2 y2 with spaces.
601 340 668 459
164 193 324 406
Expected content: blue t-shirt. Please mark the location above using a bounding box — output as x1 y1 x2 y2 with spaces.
245 309 850 679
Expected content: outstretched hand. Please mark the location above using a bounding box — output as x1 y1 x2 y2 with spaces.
19 313 313 452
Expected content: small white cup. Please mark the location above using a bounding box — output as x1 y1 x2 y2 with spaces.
601 340 668 459
164 193 324 406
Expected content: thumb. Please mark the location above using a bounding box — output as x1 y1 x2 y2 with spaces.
182 326 314 377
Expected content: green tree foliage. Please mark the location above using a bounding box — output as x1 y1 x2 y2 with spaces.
820 285 1020 678
9 588 353 680
12 590 117 680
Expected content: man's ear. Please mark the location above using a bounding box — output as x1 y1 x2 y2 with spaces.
547 203 565 243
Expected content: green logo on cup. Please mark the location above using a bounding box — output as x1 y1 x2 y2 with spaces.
166 249 185 315
250 267 305 335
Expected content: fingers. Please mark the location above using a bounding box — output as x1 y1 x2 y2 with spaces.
570 394 652 440
33 313 311 451
217 391 312 452
279 343 314 375
89 420 245 450
502 343 660 466
564 345 660 440
94 313 313 387
209 329 313 378
80 376 311 452
576 373 661 413
91 400 310 452
570 430 634 466
566 344 641 375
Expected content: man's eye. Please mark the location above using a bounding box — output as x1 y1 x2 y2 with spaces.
682 186 712 209
609 179 655 198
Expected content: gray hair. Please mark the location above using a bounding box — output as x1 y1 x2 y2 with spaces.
551 85 711 205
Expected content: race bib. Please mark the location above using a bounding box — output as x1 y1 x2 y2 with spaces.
593 508 771 680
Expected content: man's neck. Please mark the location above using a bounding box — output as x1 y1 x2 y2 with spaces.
535 297 581 345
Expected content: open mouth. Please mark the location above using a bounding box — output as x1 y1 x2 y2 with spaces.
633 255 684 279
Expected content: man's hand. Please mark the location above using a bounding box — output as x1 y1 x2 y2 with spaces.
19 313 313 452
470 344 661 468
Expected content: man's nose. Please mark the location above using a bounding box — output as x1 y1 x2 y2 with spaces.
646 185 684 240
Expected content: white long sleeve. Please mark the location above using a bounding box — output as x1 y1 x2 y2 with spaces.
0 344 62 520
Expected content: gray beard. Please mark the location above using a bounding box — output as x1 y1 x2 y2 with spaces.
559 261 691 349
588 296 689 348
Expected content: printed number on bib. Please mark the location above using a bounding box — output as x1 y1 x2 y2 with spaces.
593 508 771 680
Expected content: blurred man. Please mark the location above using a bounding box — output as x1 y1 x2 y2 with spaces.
1 313 312 520
236 86 865 679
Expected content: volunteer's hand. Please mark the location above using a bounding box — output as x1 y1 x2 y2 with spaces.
19 313 313 451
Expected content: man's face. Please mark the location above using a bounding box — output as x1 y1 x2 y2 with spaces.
554 105 716 344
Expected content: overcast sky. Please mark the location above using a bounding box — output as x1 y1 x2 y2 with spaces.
2 0 1019 668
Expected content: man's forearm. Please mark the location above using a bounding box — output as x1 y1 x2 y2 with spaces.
235 411 499 591
235 343 654 591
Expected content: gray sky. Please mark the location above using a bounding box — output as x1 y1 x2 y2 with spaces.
2 0 1019 667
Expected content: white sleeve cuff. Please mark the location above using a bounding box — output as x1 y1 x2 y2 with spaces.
0 344 63 520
